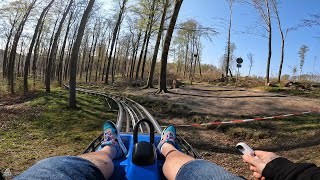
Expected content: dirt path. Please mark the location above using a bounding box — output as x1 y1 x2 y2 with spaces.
126 84 320 119
123 84 320 179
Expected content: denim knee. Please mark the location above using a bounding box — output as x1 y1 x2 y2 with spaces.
15 156 104 180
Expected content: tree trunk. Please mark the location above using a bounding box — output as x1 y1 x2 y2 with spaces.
95 42 103 82
69 0 95 108
89 32 99 82
24 0 54 95
86 26 96 82
135 29 148 79
64 33 76 81
105 0 127 84
111 28 120 83
189 35 195 81
80 33 89 80
45 18 59 80
271 0 285 83
229 68 233 79
46 0 73 93
140 0 157 80
101 37 111 81
32 30 43 86
33 37 45 85
158 0 183 93
58 11 73 86
113 45 121 83
140 31 151 79
131 40 140 79
7 0 37 94
198 57 202 79
265 0 272 85
122 40 130 77
277 37 284 83
129 32 141 79
196 41 202 79
87 44 94 82
17 41 24 78
183 38 189 78
3 13 19 79
40 47 46 81
225 1 233 83
127 35 135 78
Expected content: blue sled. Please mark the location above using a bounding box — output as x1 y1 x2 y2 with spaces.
84 119 201 180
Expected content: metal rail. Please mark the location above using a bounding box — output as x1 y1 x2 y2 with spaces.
64 84 158 133
63 84 201 158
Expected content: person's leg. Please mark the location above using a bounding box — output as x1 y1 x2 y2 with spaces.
161 143 194 180
16 121 127 180
158 125 243 180
15 156 106 180
79 120 127 179
158 125 193 179
78 146 116 179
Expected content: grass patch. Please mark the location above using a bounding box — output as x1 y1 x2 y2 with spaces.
0 78 45 97
0 87 116 175
254 85 320 98
213 114 320 144
209 77 265 88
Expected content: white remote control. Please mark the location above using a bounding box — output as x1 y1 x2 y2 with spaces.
236 142 255 156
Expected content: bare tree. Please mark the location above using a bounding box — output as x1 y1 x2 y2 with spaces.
247 53 254 76
219 42 236 77
139 0 159 79
298 44 309 79
7 0 37 94
157 0 184 93
24 0 55 95
271 0 289 83
17 40 25 78
79 31 90 80
45 0 73 93
86 21 98 82
2 12 20 78
32 19 47 86
101 28 112 81
69 0 96 108
128 28 142 79
225 0 235 83
105 0 128 84
290 65 297 81
57 10 74 86
252 0 272 85
312 56 318 80
145 0 169 88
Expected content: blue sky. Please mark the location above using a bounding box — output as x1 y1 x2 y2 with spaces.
177 0 320 77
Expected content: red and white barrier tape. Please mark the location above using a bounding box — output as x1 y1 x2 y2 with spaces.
165 110 320 127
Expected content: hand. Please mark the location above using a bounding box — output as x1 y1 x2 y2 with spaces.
242 151 280 179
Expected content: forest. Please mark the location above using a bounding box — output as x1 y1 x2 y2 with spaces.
0 0 319 179
0 0 319 101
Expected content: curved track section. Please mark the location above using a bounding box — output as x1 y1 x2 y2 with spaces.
64 85 161 134
64 85 201 158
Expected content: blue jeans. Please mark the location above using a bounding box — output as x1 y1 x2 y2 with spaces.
176 160 243 180
15 156 104 180
16 157 243 180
